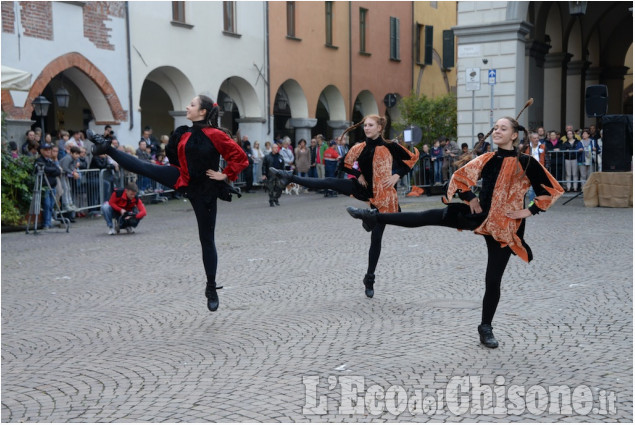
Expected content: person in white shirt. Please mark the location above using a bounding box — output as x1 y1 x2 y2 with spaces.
280 137 295 171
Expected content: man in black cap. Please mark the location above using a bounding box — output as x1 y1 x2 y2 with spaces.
34 142 61 230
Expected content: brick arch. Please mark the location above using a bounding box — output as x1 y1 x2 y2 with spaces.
1 52 127 123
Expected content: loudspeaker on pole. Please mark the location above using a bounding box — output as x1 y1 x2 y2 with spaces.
585 85 608 118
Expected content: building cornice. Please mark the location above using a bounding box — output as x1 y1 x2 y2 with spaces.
452 20 533 44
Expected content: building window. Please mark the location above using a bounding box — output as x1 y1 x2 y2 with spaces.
287 2 296 37
415 23 423 63
172 1 185 23
430 1 438 9
359 8 368 53
390 17 400 61
223 1 236 33
325 1 333 46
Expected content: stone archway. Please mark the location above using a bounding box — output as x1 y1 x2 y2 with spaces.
141 66 196 134
218 76 264 141
1 52 126 123
274 79 313 144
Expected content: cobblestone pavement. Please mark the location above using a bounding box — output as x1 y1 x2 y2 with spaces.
2 188 632 422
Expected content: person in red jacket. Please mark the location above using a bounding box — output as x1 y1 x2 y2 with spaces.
101 181 147 235
88 95 249 312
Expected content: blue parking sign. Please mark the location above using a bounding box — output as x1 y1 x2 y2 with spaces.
488 69 496 85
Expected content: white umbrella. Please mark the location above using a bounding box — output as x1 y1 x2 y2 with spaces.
1 65 32 91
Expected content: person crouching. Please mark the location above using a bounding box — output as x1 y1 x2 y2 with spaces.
101 182 147 234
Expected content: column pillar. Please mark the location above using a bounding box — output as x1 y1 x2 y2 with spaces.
236 117 267 142
327 120 351 139
543 52 569 131
601 66 629 114
565 60 586 127
526 40 550 129
288 117 317 145
168 111 189 129
5 119 35 151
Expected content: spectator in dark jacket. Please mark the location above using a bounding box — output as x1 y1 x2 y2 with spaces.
262 144 285 207
34 143 61 230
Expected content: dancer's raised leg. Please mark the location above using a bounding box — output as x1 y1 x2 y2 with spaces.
89 130 179 188
269 168 355 196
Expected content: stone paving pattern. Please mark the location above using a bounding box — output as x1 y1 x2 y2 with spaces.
2 189 632 422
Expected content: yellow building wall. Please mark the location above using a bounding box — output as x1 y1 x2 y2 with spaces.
413 1 457 98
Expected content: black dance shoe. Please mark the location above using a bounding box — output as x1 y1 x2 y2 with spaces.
346 206 378 232
86 129 112 156
268 167 293 186
205 283 223 312
478 324 499 348
363 273 375 298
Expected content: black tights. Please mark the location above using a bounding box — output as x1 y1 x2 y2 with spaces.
291 175 356 196
292 175 380 274
376 208 516 325
107 147 219 282
106 146 180 188
190 196 219 283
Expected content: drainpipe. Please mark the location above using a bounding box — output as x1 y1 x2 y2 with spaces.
265 2 271 135
125 2 134 131
348 2 352 125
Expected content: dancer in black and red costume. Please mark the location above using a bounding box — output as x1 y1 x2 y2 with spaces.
89 95 248 312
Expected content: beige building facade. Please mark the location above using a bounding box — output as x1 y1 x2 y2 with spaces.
413 1 458 97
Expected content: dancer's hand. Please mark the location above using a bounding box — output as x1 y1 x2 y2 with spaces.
506 209 531 219
206 169 227 181
382 174 400 189
469 197 482 214
358 174 368 187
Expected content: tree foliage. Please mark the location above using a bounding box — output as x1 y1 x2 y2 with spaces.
394 93 457 149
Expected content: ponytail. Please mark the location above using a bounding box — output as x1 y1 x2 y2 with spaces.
198 94 233 137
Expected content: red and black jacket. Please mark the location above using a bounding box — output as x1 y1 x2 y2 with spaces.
108 189 147 219
166 123 248 201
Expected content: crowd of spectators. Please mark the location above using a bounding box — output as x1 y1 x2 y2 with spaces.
5 120 605 231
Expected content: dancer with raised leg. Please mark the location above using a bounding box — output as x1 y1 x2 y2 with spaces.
88 95 248 312
347 103 563 348
270 115 419 298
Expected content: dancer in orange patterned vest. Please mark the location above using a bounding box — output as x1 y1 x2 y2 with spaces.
270 115 419 298
347 108 563 349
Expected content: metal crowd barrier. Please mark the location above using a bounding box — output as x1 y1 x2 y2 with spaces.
58 166 181 214
59 169 106 213
407 149 603 195
544 149 600 191
53 155 254 216
410 156 456 188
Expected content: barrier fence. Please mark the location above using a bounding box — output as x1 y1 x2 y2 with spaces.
409 149 604 194
34 149 606 226
50 157 245 219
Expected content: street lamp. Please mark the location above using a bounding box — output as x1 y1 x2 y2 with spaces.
277 95 288 110
31 96 51 143
55 86 70 108
223 96 234 112
569 1 587 16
